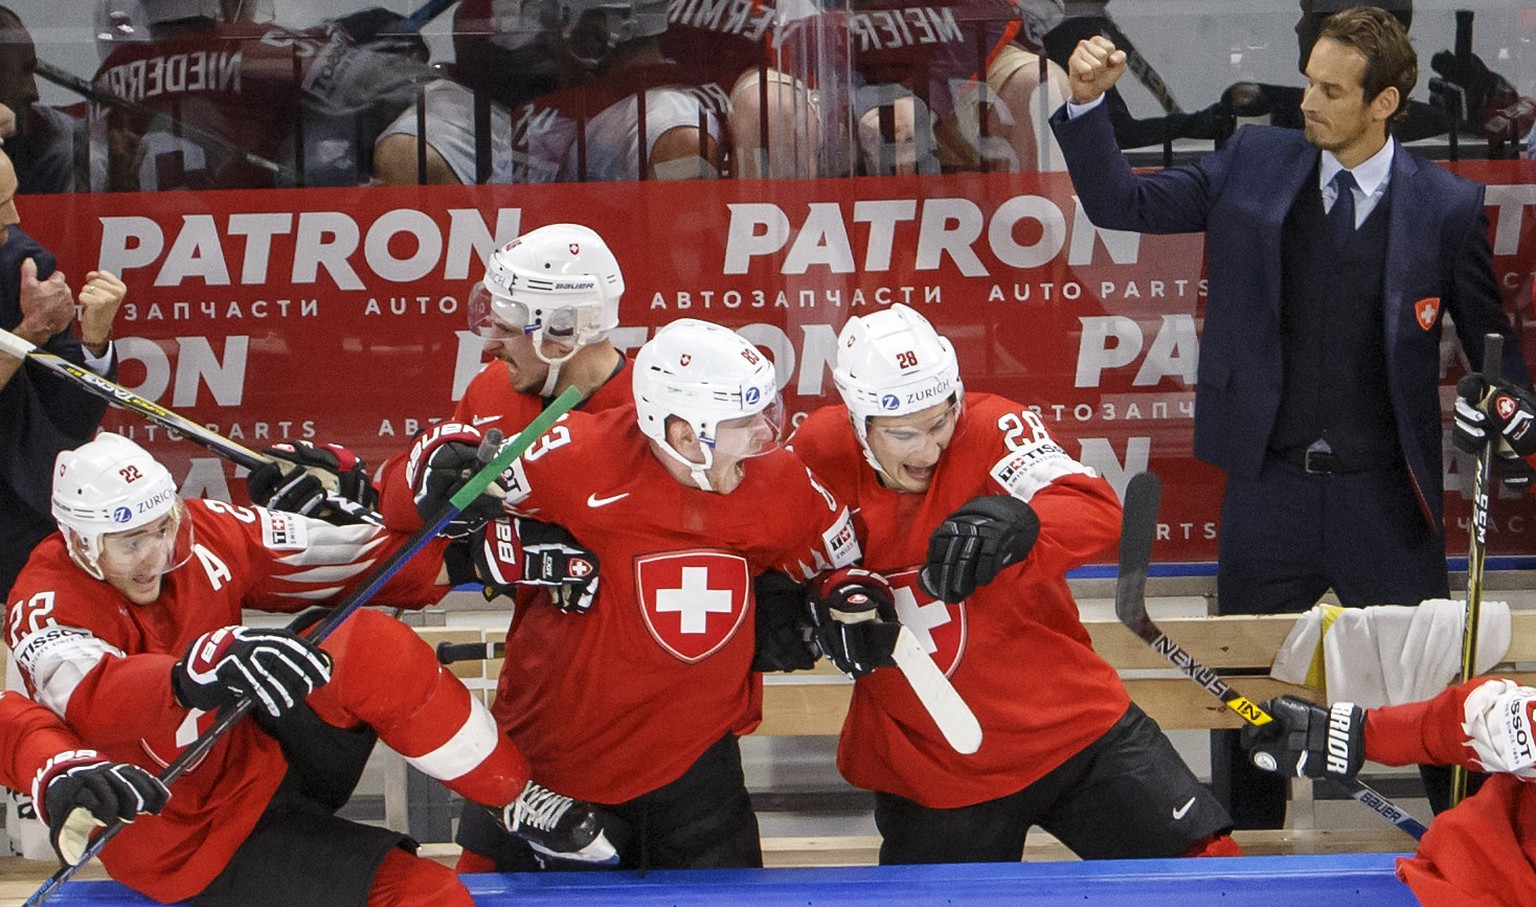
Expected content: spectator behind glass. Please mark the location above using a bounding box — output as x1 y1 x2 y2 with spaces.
0 5 85 193
378 0 838 183
91 0 436 189
850 0 1071 175
374 0 726 186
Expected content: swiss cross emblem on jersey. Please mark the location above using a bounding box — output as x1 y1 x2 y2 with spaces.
1414 297 1440 331
885 567 967 676
635 551 751 663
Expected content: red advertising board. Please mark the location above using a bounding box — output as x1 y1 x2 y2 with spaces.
21 164 1536 564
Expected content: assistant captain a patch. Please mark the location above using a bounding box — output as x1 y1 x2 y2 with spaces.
635 551 750 663
1413 296 1440 331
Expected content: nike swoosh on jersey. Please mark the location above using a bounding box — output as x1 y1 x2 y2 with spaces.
586 492 630 508
1172 796 1197 820
471 415 502 426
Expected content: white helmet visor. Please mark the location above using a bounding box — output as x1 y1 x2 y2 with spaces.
95 499 195 582
709 396 785 460
468 282 536 339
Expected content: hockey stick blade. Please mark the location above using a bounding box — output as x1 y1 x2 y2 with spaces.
1112 472 1428 840
24 388 582 907
891 626 983 754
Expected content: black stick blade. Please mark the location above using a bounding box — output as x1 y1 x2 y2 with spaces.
1115 472 1161 634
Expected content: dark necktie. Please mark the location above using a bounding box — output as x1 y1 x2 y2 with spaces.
1329 170 1358 248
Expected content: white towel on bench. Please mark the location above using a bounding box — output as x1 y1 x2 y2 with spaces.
1270 599 1511 708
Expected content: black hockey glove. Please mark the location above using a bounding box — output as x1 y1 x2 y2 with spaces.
405 421 506 537
807 567 900 679
752 570 818 672
247 440 380 526
453 517 601 613
919 495 1041 603
1240 696 1365 781
172 626 333 720
33 750 170 866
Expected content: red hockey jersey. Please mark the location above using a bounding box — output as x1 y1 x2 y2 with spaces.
1365 679 1536 907
789 393 1127 807
0 691 82 794
5 501 447 903
489 406 859 803
376 356 635 532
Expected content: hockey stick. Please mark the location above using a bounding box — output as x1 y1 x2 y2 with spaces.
0 326 377 520
831 603 983 755
34 59 294 182
1099 13 1181 115
1452 331 1502 805
0 326 269 471
1115 472 1428 840
892 624 982 754
23 387 581 907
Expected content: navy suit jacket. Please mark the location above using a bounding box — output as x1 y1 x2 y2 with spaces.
1052 102 1528 529
0 227 114 595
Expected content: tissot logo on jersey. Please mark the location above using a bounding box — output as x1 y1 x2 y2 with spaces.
634 551 751 663
258 510 308 550
885 568 966 676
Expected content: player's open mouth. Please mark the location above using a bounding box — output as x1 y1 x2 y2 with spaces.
905 465 934 481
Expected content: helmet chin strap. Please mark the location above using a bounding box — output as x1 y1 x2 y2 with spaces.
851 416 893 481
655 434 718 492
532 328 582 398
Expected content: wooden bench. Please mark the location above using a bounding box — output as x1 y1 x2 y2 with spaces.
5 609 1531 874
411 608 1536 864
423 610 1536 735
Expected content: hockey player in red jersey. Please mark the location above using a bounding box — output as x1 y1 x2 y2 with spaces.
251 223 635 534
6 433 615 905
0 690 169 866
787 303 1239 862
1243 679 1536 906
408 318 862 871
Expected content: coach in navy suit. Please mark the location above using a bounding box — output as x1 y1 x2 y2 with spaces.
1051 8 1526 823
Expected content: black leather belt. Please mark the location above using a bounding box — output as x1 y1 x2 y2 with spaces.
1270 447 1400 475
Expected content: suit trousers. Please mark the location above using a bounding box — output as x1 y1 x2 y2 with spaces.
1212 455 1451 828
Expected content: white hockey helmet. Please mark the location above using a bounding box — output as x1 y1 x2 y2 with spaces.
832 304 963 473
633 319 783 489
52 433 191 582
469 223 623 348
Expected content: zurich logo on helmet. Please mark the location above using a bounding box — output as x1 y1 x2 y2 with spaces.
112 506 132 523
880 393 900 410
745 387 760 406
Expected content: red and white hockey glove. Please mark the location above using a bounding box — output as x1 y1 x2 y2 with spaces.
1241 696 1365 781
465 518 601 613
248 440 380 526
33 750 170 865
404 421 505 537
172 626 333 719
807 567 900 678
1461 678 1536 779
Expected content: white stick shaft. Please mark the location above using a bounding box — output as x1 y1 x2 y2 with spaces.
0 326 37 358
891 626 983 755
